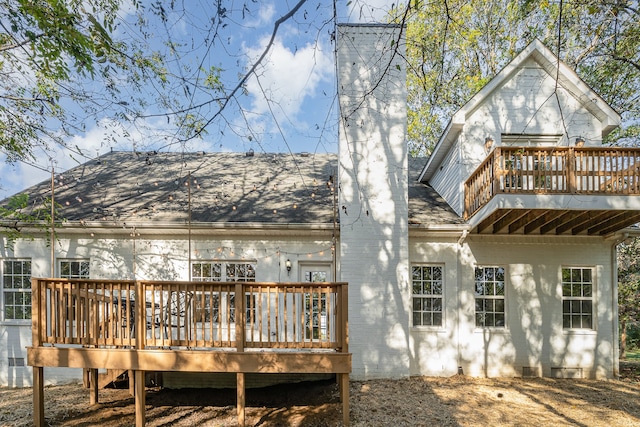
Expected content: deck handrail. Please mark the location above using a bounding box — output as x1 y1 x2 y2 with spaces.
464 146 640 219
31 278 349 353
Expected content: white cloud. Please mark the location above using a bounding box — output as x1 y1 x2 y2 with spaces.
0 118 143 200
243 37 332 123
256 3 276 27
0 160 50 201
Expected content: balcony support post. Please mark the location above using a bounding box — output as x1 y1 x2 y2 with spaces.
235 283 245 352
89 369 99 405
32 278 46 427
568 147 576 193
492 147 501 195
237 372 246 427
134 369 146 427
134 281 146 426
33 366 45 427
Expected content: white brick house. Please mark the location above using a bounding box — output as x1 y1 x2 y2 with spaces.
1 24 639 387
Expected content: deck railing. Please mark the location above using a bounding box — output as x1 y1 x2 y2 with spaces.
464 147 640 219
32 278 348 352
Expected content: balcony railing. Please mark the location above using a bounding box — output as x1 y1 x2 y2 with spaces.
31 278 348 352
29 278 351 427
464 147 640 219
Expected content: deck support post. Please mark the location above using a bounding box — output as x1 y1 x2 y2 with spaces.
339 373 350 426
33 366 45 427
237 372 246 427
129 369 135 396
89 369 99 405
134 370 146 427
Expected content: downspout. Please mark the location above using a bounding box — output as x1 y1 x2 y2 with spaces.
456 228 469 374
188 171 192 281
50 168 55 278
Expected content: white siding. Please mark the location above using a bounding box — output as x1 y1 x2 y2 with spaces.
429 139 463 216
436 57 608 214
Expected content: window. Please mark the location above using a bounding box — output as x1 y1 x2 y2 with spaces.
191 261 255 323
562 267 593 329
412 265 443 327
474 266 505 328
59 260 90 278
501 134 562 146
3 260 32 320
191 262 221 281
226 263 255 282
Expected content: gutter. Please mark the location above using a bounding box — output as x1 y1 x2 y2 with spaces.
0 220 338 237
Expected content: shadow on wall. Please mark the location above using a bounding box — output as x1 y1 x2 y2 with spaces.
6 326 26 387
338 25 412 378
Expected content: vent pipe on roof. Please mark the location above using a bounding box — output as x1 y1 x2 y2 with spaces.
246 149 254 157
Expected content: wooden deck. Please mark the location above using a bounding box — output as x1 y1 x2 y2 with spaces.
27 278 351 426
464 146 640 234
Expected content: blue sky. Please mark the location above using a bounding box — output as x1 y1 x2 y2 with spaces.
0 0 396 200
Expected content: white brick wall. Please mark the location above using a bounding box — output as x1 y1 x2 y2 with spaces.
337 24 410 379
0 233 334 386
409 235 616 379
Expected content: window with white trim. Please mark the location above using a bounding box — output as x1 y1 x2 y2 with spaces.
191 261 255 323
412 265 443 327
474 266 505 328
562 267 593 329
3 260 32 320
59 260 90 278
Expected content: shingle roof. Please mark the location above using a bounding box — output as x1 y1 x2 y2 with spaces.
3 151 462 227
408 157 464 226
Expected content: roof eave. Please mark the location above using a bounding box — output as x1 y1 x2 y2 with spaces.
1 220 338 237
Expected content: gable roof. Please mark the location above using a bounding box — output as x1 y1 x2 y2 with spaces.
419 39 622 182
3 151 462 229
10 151 337 226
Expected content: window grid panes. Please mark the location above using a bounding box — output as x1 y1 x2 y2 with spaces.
3 260 32 320
59 260 90 279
303 268 331 339
474 266 505 328
226 263 256 282
192 262 222 282
412 265 443 327
191 262 255 323
562 267 593 329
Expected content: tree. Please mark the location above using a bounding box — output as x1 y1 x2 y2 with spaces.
1 0 329 170
392 0 640 155
1 0 130 161
618 237 640 359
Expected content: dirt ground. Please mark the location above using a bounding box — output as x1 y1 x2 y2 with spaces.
1 361 639 427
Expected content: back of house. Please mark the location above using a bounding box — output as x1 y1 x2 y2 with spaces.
1 24 639 387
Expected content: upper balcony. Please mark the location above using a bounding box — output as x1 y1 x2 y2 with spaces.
464 146 640 235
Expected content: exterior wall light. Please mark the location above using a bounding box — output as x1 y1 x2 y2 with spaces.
575 137 585 147
484 136 494 153
285 259 292 275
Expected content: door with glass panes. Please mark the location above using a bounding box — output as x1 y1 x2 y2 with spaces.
300 263 332 341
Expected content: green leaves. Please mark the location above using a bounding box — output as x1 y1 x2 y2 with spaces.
0 193 62 249
0 0 125 161
204 66 224 92
396 0 640 154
